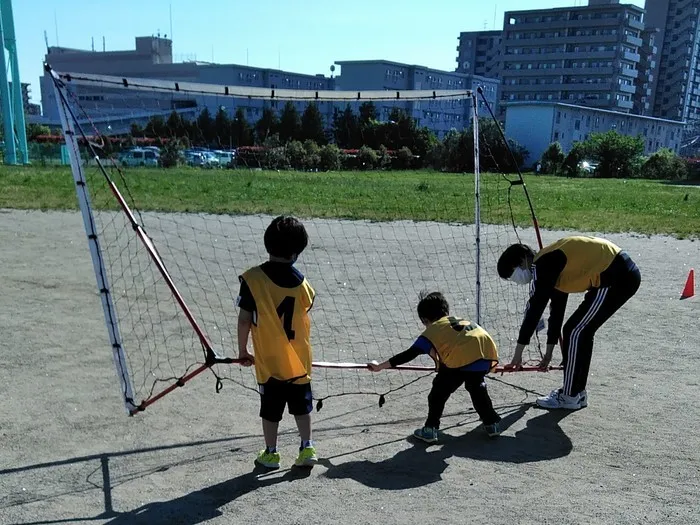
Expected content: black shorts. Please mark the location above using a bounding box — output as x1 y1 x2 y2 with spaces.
259 378 313 422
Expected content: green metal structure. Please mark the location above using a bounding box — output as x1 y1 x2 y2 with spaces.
0 0 28 164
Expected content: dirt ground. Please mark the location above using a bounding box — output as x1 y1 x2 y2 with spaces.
1 209 698 525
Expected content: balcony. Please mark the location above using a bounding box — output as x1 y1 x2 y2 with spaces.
620 67 639 78
623 51 641 63
616 98 634 109
625 34 643 47
626 18 644 30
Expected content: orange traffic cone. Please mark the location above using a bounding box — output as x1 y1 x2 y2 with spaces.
681 268 695 299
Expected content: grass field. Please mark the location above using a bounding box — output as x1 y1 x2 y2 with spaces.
1 165 698 238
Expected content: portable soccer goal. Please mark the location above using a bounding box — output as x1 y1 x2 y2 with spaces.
48 65 554 415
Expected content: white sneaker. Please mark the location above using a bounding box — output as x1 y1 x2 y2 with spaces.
536 388 587 410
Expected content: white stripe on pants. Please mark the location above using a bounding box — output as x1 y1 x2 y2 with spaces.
563 287 609 396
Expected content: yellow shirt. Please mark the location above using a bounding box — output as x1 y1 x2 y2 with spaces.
241 266 315 384
420 316 498 371
535 236 621 293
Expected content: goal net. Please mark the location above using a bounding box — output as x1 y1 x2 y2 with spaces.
49 68 549 415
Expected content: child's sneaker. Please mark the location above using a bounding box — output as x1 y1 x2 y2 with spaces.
255 449 281 469
536 388 586 410
294 446 318 467
484 422 501 438
413 426 439 444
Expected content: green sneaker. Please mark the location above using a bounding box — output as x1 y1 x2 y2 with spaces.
294 446 318 467
255 449 281 469
413 426 439 444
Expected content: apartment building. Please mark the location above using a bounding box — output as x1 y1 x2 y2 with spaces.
500 0 646 113
633 27 659 115
505 101 684 165
334 60 499 137
456 30 502 78
645 0 700 124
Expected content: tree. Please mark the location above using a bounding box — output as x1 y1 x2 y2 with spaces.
641 148 689 180
332 105 359 148
301 103 327 145
255 107 279 144
214 107 231 148
130 123 144 137
196 107 215 145
26 123 50 140
144 115 167 138
563 141 590 177
540 142 566 174
318 143 343 171
160 138 184 168
278 102 302 143
358 102 378 125
232 108 253 147
456 118 528 172
166 111 189 139
585 131 644 178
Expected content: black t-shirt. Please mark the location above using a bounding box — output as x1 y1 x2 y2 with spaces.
237 261 305 314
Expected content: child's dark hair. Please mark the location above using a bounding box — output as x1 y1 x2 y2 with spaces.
417 291 450 322
264 215 309 259
497 243 535 279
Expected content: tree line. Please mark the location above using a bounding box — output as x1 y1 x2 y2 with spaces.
133 102 529 173
539 131 693 180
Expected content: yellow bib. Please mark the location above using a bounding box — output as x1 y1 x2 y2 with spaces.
535 236 621 293
420 317 498 371
242 266 315 384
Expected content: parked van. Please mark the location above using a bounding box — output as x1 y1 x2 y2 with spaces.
119 148 160 167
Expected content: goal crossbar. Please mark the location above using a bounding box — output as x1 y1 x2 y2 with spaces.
51 69 473 102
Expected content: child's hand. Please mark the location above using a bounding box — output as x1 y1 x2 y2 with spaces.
367 360 384 372
238 350 255 367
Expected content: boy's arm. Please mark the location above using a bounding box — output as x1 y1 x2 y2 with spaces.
368 336 433 371
236 277 256 366
237 309 254 366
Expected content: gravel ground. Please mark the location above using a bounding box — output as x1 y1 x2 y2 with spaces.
1 209 698 525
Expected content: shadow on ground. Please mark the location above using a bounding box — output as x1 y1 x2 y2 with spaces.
320 405 573 490
99 464 311 525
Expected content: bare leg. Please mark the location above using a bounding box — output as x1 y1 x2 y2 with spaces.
262 418 279 450
295 414 312 444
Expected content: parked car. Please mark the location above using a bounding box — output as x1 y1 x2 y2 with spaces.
213 150 236 168
119 148 160 167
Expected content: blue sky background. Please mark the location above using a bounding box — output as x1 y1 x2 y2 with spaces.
15 0 644 105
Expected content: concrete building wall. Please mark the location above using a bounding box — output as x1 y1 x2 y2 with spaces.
505 102 685 165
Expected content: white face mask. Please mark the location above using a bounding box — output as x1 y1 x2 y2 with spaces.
511 267 533 285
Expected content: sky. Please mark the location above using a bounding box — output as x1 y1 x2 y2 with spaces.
15 0 645 105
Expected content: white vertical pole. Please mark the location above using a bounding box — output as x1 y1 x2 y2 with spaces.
51 70 137 414
472 92 481 325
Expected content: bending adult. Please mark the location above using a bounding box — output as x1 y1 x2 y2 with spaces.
497 235 641 410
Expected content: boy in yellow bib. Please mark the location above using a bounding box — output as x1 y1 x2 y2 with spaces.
498 236 641 410
368 292 502 443
237 216 317 469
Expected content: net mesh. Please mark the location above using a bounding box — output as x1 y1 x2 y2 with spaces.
51 71 543 413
